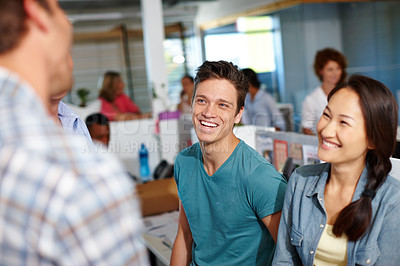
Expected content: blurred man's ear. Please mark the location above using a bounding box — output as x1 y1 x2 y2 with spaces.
23 0 50 33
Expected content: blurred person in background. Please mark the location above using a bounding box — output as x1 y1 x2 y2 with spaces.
241 68 286 131
99 71 150 121
86 112 110 147
177 74 194 114
301 48 347 135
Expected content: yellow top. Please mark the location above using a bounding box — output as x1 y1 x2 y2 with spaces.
314 224 348 266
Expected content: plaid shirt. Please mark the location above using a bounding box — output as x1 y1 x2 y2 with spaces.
0 67 149 265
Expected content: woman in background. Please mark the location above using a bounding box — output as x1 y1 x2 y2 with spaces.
301 48 347 135
273 75 400 265
99 71 144 121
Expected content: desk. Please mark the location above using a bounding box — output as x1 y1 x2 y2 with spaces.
142 211 179 266
142 234 172 265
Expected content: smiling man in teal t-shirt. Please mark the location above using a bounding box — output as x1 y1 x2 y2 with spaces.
170 61 287 265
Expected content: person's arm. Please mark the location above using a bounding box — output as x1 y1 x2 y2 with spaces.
272 173 302 265
301 95 316 135
261 211 282 243
375 194 400 264
121 94 141 114
55 157 149 265
170 201 193 266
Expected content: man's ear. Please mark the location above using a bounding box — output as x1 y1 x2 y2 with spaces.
23 0 50 32
234 107 244 124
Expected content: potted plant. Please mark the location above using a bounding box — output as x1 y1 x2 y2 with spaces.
77 88 90 107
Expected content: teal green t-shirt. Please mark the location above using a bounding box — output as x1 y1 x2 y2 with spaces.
175 140 287 265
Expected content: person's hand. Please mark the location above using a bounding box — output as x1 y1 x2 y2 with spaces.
114 112 152 121
302 127 315 135
140 112 152 119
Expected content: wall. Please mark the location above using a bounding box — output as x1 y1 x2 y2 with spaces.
341 1 400 99
70 33 152 112
276 3 342 116
274 1 400 126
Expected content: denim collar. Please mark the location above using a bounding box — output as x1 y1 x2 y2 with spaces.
305 163 369 203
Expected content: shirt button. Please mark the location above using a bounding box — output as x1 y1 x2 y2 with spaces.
320 224 324 228
319 197 322 201
366 259 371 264
310 251 314 255
290 238 293 241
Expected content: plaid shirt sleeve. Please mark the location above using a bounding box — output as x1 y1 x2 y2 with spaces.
0 145 149 265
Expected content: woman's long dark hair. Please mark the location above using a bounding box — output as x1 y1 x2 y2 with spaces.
328 75 398 241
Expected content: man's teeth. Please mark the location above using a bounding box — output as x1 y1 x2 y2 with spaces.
323 140 338 148
201 121 217 127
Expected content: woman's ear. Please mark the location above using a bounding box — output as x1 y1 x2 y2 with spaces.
23 0 50 33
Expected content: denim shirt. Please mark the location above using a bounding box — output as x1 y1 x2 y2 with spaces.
273 163 400 266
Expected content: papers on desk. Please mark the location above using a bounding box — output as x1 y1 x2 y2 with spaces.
143 211 179 248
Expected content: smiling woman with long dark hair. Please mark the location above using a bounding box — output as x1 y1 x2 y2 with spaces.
273 75 400 265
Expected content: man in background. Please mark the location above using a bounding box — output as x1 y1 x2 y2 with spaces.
0 0 148 264
241 68 286 130
86 112 110 147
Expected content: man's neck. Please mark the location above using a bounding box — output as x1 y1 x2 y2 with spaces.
49 102 61 126
250 86 259 101
0 33 50 112
200 135 240 176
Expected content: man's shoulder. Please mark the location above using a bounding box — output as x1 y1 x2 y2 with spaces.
236 141 280 173
177 142 200 159
238 141 267 163
1 138 133 196
58 101 81 121
2 140 128 178
259 90 274 100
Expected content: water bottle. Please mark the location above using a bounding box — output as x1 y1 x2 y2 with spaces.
139 143 150 183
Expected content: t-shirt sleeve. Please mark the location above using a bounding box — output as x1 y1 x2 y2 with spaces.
174 153 181 197
247 163 287 219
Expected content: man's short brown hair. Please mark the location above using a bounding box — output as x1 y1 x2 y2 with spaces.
0 0 50 54
193 61 249 114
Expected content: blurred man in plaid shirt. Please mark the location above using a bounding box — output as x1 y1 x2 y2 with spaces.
0 0 149 264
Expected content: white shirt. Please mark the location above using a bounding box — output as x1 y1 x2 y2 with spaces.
301 86 327 133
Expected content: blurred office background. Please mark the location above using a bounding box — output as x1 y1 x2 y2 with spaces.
61 0 400 131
